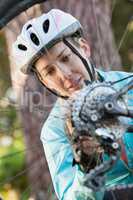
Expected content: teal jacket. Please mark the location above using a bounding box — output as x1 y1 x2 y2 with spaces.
40 70 133 200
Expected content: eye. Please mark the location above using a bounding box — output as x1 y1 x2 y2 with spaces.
61 54 71 62
46 66 55 76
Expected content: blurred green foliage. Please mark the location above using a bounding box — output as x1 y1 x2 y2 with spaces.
0 31 28 197
0 106 17 133
0 132 27 190
0 103 28 197
0 33 11 97
111 0 133 71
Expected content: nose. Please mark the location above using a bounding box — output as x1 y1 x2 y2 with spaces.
57 63 73 79
56 63 75 89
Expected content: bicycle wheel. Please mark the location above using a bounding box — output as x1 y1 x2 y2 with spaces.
0 0 48 29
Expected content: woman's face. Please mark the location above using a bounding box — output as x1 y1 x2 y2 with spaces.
35 38 91 97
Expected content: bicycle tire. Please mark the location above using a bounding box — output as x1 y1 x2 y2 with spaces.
0 0 48 30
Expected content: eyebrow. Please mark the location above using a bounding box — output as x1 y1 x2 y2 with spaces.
41 48 67 72
56 48 67 58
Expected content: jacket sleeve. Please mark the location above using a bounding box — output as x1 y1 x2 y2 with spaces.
40 102 103 200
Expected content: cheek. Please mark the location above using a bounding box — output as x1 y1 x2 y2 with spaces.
72 63 86 77
43 76 62 90
70 56 85 73
73 58 88 75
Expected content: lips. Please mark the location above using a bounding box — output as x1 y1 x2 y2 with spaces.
66 76 82 90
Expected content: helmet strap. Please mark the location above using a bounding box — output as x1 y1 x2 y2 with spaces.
33 69 68 99
63 38 96 82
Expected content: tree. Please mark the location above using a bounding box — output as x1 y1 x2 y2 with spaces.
4 0 121 199
4 5 56 200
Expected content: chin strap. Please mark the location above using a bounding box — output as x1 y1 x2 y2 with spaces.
33 69 68 99
63 38 96 82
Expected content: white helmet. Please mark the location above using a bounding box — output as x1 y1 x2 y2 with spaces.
12 9 82 74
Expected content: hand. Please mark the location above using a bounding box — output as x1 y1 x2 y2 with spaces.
72 135 104 172
64 102 104 172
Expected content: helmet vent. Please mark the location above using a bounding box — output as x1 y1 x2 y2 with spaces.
43 19 49 33
30 33 40 46
26 24 32 30
18 44 27 51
